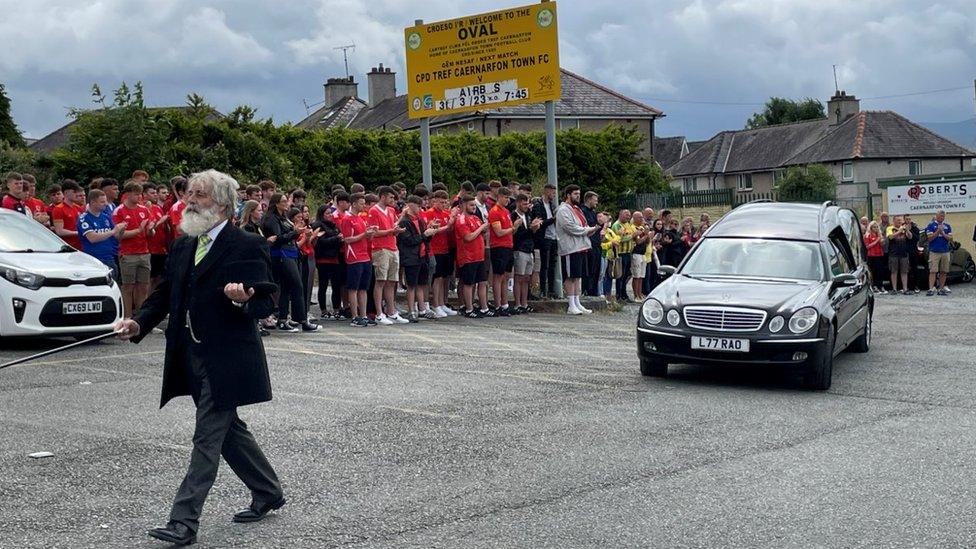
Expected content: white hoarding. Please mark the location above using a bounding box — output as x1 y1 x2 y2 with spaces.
886 180 975 215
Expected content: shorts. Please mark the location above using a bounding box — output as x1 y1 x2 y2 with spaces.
490 247 514 274
434 252 456 279
119 254 150 284
371 248 400 281
150 253 167 278
403 262 430 287
888 255 910 275
560 252 589 280
346 262 373 291
928 252 951 273
631 253 647 278
514 251 534 276
458 261 488 286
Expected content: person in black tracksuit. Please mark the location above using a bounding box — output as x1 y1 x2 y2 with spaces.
531 184 558 298
261 194 318 332
311 205 344 318
580 194 600 297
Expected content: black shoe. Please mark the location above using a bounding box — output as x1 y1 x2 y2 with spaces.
233 497 286 523
259 328 270 337
366 317 377 326
287 320 300 328
301 322 322 332
148 523 196 545
276 322 299 333
463 309 479 318
480 308 494 317
320 312 332 321
497 307 511 317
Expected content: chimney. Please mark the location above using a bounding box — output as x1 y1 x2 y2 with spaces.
827 90 860 125
367 63 397 107
324 76 358 107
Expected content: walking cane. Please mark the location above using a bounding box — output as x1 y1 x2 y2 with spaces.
0 330 122 371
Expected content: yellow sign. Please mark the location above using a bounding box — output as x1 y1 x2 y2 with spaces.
404 2 560 119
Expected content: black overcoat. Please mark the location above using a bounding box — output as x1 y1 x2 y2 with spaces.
132 222 277 410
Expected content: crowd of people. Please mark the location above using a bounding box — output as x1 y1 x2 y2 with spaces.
861 210 958 297
7 169 968 335
4 170 700 335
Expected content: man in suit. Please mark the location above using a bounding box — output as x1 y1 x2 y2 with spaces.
116 169 285 546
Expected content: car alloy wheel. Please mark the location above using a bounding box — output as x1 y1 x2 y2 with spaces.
964 259 976 283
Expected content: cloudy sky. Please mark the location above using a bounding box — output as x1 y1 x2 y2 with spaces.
3 0 975 141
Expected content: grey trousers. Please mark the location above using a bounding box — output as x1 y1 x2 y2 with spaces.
170 349 282 532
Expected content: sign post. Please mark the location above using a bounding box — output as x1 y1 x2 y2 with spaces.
416 18 433 191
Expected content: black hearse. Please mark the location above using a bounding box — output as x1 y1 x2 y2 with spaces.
636 201 873 390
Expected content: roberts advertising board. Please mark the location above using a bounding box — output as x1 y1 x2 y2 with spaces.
404 2 560 119
887 180 975 215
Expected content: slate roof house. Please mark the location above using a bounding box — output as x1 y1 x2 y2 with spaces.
651 136 690 169
297 64 665 159
667 91 976 201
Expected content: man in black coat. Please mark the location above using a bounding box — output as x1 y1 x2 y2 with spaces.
116 169 284 546
531 183 558 298
580 191 601 297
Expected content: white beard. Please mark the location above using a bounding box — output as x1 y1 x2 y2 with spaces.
180 206 222 237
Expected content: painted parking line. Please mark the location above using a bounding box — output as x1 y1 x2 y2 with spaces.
276 389 461 420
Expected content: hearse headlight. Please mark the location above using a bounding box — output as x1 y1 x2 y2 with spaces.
768 315 785 333
788 308 818 334
667 309 681 326
1 266 45 290
641 299 664 325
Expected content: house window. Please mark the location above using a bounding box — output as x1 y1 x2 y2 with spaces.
683 178 697 192
908 159 921 176
558 118 580 130
736 173 753 191
696 176 709 191
842 161 854 181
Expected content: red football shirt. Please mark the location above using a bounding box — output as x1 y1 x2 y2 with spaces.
340 214 370 264
454 212 486 266
169 201 186 236
146 204 169 255
488 204 514 249
113 204 151 255
368 204 398 251
51 202 84 249
423 208 453 255
25 197 47 215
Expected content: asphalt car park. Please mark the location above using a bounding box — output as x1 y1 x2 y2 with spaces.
1 283 974 548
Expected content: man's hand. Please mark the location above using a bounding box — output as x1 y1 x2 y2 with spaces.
114 319 141 340
224 283 255 303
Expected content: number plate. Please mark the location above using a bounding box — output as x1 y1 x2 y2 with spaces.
691 336 750 353
63 301 102 315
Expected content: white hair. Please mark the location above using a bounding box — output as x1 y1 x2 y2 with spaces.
187 169 239 217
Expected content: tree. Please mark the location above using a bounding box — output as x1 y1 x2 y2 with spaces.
746 97 825 129
0 83 25 148
776 165 836 201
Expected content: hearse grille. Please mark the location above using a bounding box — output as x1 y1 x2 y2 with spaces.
683 306 767 332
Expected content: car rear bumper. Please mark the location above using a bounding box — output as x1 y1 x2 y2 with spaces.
0 281 123 337
636 326 826 366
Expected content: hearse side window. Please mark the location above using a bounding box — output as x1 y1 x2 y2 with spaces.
839 211 865 265
826 238 852 276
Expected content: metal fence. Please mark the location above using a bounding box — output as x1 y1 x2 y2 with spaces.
620 188 838 211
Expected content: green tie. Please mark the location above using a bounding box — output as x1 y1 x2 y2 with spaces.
195 234 211 265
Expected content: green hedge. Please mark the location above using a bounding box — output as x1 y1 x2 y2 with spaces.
16 88 669 208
